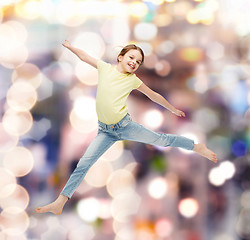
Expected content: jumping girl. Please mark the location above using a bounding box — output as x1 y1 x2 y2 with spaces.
36 40 217 215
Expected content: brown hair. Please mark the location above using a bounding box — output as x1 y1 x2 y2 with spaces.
117 44 144 64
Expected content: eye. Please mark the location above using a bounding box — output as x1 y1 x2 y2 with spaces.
129 56 133 59
137 61 140 64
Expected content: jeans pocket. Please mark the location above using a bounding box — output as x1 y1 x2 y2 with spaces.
98 125 105 132
120 116 132 128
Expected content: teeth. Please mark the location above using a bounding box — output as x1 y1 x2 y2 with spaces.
128 64 135 69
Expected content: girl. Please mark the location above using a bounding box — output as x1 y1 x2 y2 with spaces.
36 40 217 215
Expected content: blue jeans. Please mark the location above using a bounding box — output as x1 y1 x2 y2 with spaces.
61 114 194 199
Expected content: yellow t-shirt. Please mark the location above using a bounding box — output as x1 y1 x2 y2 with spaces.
96 60 142 124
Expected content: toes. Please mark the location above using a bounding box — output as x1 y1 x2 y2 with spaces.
35 207 42 213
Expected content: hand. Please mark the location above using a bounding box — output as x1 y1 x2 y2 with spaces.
173 109 186 117
62 40 71 48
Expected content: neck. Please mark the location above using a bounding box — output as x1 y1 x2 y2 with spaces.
116 63 129 74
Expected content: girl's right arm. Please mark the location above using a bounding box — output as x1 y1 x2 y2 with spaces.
62 40 98 68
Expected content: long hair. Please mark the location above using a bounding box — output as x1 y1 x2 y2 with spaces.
117 44 144 64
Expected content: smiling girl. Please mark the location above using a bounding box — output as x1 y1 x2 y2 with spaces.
35 40 217 215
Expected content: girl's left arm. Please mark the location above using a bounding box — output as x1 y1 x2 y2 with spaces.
137 83 185 117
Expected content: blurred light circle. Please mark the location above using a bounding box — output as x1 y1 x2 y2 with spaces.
102 141 124 162
0 168 16 199
129 2 148 18
85 159 113 188
213 233 235 240
113 220 125 234
206 135 231 160
193 108 219 133
73 96 96 120
107 169 135 197
155 218 173 238
134 23 158 41
0 123 18 153
208 167 225 186
0 22 28 69
2 109 33 136
178 198 199 218
73 32 105 59
206 42 224 60
232 140 247 157
70 96 97 133
0 184 29 211
241 191 250 209
68 225 95 240
0 23 16 53
58 62 74 83
56 1 76 23
171 1 191 16
236 208 250 237
143 54 158 69
7 82 37 111
157 41 175 56
12 63 42 89
149 0 164 5
186 9 200 24
0 233 27 240
178 47 204 62
69 109 97 133
1 207 30 235
3 146 34 177
43 61 73 86
155 60 171 77
154 14 172 27
0 8 3 23
56 1 86 27
116 226 135 240
0 45 28 69
15 0 41 20
148 177 168 199
111 190 141 222
98 199 112 219
75 63 98 86
76 198 100 223
5 21 28 44
142 109 164 130
137 42 153 56
219 161 235 180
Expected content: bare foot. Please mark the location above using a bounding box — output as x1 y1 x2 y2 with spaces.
35 194 68 215
193 143 218 163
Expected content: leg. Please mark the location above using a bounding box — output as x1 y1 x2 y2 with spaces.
119 121 217 162
36 131 117 214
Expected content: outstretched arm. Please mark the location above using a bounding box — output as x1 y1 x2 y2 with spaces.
62 40 98 68
137 83 185 117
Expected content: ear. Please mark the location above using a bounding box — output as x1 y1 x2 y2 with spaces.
118 55 123 62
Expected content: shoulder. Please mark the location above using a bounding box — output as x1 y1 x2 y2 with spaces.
97 60 111 70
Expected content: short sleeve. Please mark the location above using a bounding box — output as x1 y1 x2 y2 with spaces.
97 59 109 71
133 75 143 89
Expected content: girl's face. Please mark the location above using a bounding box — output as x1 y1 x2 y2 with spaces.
118 49 143 74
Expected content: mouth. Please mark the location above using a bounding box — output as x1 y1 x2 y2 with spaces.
128 63 135 70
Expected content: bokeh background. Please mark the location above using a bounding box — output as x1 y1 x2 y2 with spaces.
0 0 250 239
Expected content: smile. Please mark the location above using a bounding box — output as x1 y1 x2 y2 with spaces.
128 63 135 69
